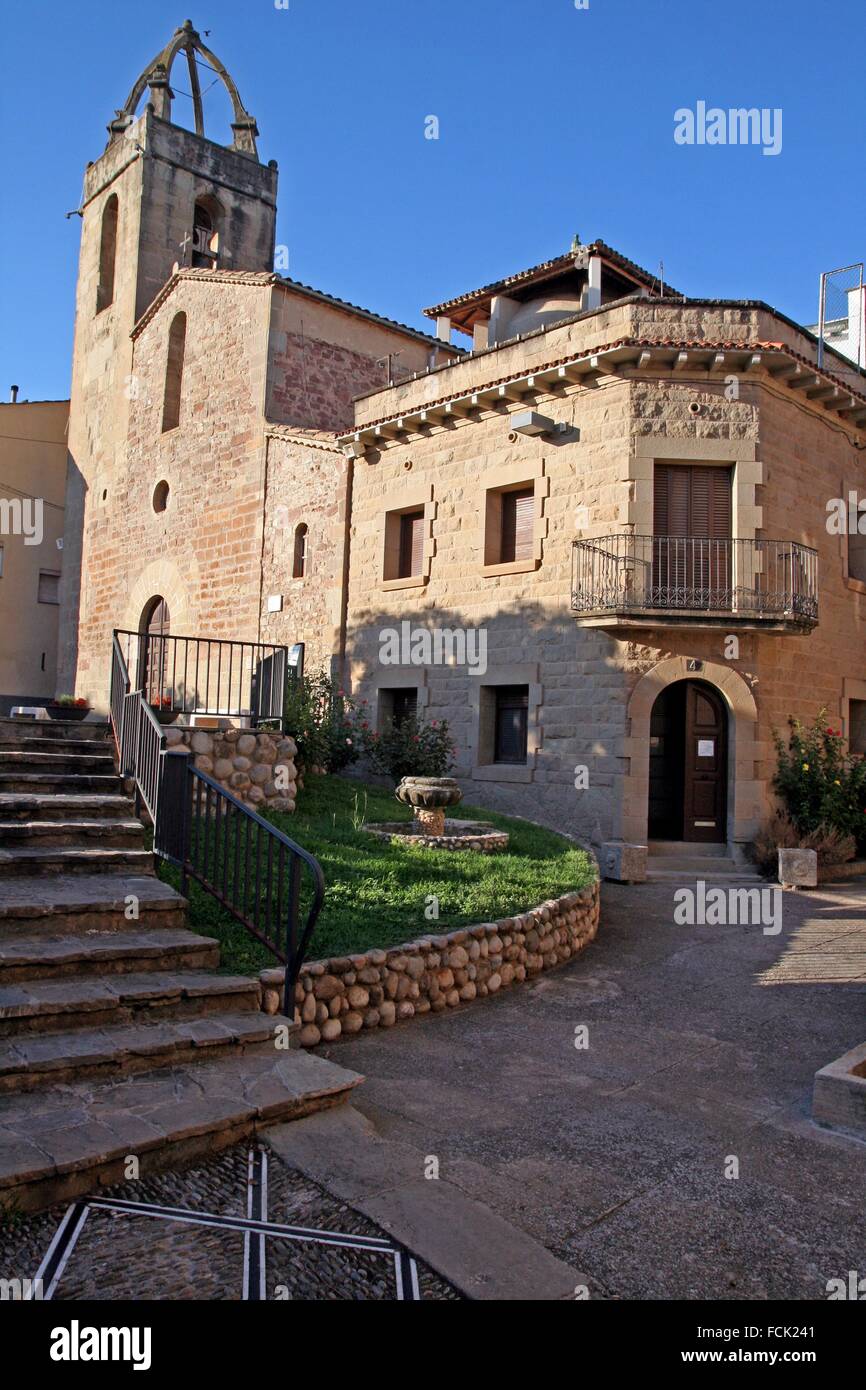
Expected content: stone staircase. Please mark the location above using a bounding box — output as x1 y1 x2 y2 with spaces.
646 840 764 883
0 717 361 1214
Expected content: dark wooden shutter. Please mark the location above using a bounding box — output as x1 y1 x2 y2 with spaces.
654 465 732 604
494 686 529 763
654 465 731 539
500 488 534 563
398 511 425 578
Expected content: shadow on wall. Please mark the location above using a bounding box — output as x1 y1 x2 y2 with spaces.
340 598 634 846
56 452 87 697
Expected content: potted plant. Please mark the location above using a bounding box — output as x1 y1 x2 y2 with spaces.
46 695 91 722
149 694 178 726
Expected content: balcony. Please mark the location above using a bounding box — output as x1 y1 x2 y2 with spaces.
571 535 818 632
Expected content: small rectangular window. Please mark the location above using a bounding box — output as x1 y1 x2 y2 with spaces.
494 685 528 764
37 571 60 605
379 687 418 731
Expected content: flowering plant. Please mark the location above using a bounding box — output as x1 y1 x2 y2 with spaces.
772 711 866 850
359 712 455 785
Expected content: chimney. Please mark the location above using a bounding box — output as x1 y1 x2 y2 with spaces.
9 385 18 403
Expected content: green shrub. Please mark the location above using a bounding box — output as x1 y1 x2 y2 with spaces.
772 710 866 851
282 672 361 774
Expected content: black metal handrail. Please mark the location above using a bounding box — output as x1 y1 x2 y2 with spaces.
572 535 819 623
109 633 323 1005
111 633 166 822
156 759 325 997
114 628 289 727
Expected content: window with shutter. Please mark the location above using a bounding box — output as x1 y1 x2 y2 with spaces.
653 464 732 604
398 511 425 578
500 487 535 564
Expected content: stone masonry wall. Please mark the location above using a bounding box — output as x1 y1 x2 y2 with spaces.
164 726 298 812
260 880 600 1046
259 430 350 678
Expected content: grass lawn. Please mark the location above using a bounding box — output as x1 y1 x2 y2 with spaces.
158 773 595 973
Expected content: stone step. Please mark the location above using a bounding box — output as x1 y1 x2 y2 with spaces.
0 846 155 877
0 970 262 1038
649 840 730 858
0 793 135 823
0 818 145 850
0 1049 364 1212
646 863 765 883
0 718 111 743
0 874 186 934
0 737 114 755
0 927 219 983
0 751 116 775
0 1010 290 1093
0 773 123 795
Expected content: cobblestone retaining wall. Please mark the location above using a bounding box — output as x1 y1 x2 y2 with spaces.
260 879 600 1046
164 726 297 812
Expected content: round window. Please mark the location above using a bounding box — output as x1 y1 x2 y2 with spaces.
152 480 170 513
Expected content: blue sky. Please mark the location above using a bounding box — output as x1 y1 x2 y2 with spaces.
1 0 863 401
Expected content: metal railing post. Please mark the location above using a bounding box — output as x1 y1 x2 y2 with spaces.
156 747 192 892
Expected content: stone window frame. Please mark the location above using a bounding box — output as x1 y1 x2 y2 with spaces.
380 484 436 591
840 479 866 595
469 662 542 784
365 667 430 729
480 457 548 578
631 439 762 541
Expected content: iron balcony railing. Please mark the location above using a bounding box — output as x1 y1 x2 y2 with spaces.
113 629 291 728
109 633 323 1000
571 535 819 624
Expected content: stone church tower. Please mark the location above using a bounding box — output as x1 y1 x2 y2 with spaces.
59 21 278 691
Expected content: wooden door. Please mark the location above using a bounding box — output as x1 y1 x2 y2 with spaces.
683 682 727 842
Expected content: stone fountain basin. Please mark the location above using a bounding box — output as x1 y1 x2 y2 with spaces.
362 819 508 854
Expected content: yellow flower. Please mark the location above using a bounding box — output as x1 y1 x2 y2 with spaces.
834 779 841 786
802 763 809 771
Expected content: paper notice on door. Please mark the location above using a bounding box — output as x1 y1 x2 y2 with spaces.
698 739 715 757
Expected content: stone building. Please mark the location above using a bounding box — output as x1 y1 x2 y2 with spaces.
61 22 866 863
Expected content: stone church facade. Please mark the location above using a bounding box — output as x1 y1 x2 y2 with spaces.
61 22 866 860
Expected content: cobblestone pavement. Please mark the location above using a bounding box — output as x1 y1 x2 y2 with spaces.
0 1144 460 1300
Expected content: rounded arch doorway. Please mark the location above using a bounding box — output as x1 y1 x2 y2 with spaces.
139 596 171 704
648 679 728 843
141 596 170 637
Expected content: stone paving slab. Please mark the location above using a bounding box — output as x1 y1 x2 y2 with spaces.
0 927 218 972
0 873 184 918
0 968 260 1028
266 1105 586 1300
0 1009 282 1089
0 1050 364 1210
